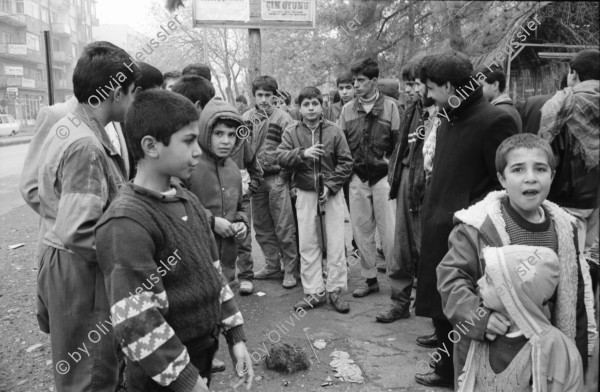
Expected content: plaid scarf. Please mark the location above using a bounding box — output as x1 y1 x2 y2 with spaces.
539 80 599 170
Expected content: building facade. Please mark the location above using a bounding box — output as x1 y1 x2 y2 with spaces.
0 0 98 124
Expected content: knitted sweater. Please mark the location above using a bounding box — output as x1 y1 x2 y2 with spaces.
96 182 245 392
501 199 558 254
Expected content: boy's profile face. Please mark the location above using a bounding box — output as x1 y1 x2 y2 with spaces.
337 83 355 104
114 83 137 122
353 73 377 98
211 123 237 158
299 98 322 123
482 80 498 102
157 121 202 179
498 147 554 221
254 88 273 111
415 78 435 107
404 82 418 102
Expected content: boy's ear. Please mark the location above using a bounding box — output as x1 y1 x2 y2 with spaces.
497 171 507 188
134 86 142 95
141 135 160 158
550 169 556 182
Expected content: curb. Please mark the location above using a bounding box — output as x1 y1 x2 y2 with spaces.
0 138 32 147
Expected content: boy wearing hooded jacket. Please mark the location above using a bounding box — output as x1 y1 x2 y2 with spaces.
437 134 596 387
187 100 249 283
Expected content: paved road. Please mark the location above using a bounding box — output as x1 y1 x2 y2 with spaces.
0 144 29 216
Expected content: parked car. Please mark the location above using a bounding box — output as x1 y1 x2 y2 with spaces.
0 114 19 136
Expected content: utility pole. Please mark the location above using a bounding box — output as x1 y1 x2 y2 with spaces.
248 28 261 88
43 31 54 106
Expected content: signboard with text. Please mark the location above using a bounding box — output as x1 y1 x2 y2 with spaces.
8 44 28 55
193 0 315 29
4 66 24 76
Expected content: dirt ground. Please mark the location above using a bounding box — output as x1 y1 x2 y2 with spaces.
0 204 448 392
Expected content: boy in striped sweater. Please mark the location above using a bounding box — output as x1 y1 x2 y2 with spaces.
95 90 253 392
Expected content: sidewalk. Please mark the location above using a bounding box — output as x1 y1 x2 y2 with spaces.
0 134 33 147
0 127 34 147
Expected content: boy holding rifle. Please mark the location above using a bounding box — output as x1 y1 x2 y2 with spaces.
277 87 354 313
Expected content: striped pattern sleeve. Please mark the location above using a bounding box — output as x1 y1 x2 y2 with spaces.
213 260 246 344
96 217 199 392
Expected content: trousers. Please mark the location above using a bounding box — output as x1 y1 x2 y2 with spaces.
296 189 348 294
37 246 120 392
251 174 298 275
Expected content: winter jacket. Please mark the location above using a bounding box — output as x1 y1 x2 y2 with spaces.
36 104 128 263
491 93 523 132
437 191 595 384
416 87 519 319
187 100 248 268
387 100 427 213
339 91 401 185
242 106 294 175
277 119 353 194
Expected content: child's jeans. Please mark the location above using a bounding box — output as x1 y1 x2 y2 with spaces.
125 330 219 391
296 189 348 294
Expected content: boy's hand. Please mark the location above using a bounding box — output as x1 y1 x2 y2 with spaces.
485 311 511 339
318 186 330 205
232 222 247 239
191 376 209 392
214 217 237 238
303 144 325 160
229 341 254 390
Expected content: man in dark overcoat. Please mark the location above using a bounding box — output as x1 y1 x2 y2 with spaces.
414 51 520 388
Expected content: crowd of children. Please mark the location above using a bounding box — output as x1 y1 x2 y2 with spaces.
19 38 598 392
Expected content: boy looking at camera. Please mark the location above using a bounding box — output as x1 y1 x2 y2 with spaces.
173 76 263 295
95 90 254 392
324 71 355 124
437 133 596 385
186 99 250 284
277 87 353 313
242 75 299 289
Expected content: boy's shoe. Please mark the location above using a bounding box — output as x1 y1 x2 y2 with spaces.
211 358 226 373
282 274 297 288
254 268 284 280
239 280 253 296
352 282 380 298
416 332 438 348
375 304 410 323
328 290 350 313
293 293 326 311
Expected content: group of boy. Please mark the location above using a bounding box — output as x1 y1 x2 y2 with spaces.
17 33 599 392
388 47 598 390
20 42 257 392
